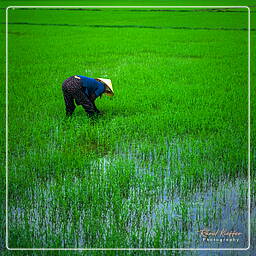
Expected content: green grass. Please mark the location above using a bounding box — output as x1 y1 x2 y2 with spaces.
0 5 255 254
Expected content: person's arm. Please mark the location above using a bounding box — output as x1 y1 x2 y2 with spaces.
94 83 105 98
92 101 100 113
89 83 104 101
90 83 105 113
87 93 98 112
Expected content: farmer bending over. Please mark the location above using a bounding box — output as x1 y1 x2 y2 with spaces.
62 75 114 117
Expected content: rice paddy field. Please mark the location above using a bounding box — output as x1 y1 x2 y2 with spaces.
0 1 256 255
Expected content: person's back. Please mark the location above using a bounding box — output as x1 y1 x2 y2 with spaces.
77 75 105 98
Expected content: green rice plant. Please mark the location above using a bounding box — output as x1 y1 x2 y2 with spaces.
1 5 252 250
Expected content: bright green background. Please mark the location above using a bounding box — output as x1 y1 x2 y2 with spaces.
0 1 255 255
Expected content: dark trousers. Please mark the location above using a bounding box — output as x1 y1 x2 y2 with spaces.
62 76 97 117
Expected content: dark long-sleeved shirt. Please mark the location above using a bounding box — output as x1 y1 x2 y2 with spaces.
77 75 105 98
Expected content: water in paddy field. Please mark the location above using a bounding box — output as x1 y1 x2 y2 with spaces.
9 138 250 249
113 141 249 249
154 179 248 248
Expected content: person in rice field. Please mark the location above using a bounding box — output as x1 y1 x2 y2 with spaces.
62 75 114 117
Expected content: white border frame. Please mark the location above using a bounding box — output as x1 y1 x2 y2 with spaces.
5 5 251 251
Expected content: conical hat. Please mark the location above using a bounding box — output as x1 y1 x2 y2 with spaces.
96 78 114 96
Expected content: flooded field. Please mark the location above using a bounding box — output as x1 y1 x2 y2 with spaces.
8 139 249 249
1 4 254 254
